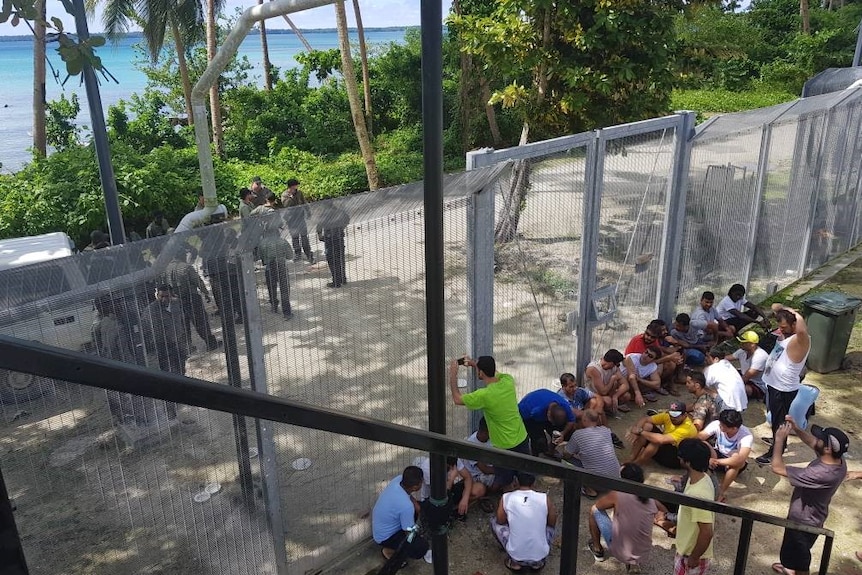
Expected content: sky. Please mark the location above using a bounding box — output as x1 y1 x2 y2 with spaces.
0 0 434 36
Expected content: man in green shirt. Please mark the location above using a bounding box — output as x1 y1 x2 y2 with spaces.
448 355 529 489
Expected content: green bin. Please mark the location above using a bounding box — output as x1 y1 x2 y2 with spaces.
800 291 862 373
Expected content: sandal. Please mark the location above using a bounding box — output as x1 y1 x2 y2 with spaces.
505 557 524 572
581 487 598 499
772 563 795 575
617 403 631 413
478 497 497 513
643 393 658 403
655 387 670 396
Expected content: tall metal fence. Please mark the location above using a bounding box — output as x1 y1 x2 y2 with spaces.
1 87 861 574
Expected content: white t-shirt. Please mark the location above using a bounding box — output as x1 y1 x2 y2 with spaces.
461 432 492 480
763 335 808 392
732 347 768 377
702 420 753 456
503 489 550 562
413 456 464 501
619 354 658 379
715 295 747 321
705 359 748 412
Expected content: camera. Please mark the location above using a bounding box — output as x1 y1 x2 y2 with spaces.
457 357 466 365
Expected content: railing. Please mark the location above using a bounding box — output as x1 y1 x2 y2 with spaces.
0 335 835 575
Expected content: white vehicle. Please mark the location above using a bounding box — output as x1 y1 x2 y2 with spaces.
0 232 96 403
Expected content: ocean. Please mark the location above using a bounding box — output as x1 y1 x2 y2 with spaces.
0 28 407 173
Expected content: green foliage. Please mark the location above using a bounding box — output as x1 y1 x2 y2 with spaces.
304 154 368 199
108 90 189 150
671 85 797 114
45 93 81 151
295 49 342 82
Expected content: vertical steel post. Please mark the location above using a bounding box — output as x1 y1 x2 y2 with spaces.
853 15 862 67
421 0 449 572
0 465 28 575
71 0 125 245
819 535 834 575
741 124 773 286
558 476 582 575
733 518 754 575
575 137 601 380
798 111 833 275
239 253 288 575
656 111 696 321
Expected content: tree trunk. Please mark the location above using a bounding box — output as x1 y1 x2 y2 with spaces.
281 14 313 51
171 18 195 127
494 124 530 244
32 0 46 157
207 0 224 154
454 0 472 153
258 0 273 90
351 0 373 137
335 1 379 190
800 0 811 34
479 74 501 148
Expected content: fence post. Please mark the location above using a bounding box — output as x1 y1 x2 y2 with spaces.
239 253 289 575
656 111 697 321
733 517 754 575
741 123 773 287
575 136 601 380
558 476 582 575
0 465 28 575
798 110 834 275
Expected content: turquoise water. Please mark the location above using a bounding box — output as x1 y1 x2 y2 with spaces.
0 29 406 173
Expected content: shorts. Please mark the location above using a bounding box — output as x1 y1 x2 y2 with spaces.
780 528 819 572
471 472 496 487
673 553 710 575
592 507 613 546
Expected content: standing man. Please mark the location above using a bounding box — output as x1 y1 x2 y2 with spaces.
250 176 272 207
490 471 557 572
317 201 349 288
161 255 221 351
756 305 810 465
674 438 715 575
238 188 255 218
448 356 529 489
770 418 848 575
282 178 314 264
142 284 190 376
257 223 294 319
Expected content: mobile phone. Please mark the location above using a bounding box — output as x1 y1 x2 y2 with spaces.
457 357 466 365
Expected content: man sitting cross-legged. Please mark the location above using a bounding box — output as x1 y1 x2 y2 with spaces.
557 372 604 419
715 283 769 335
625 401 697 468
584 349 632 414
730 331 769 401
371 466 429 567
626 320 684 395
559 409 621 497
490 471 557 572
668 313 710 367
697 409 753 502
518 388 577 457
685 371 718 431
620 347 662 406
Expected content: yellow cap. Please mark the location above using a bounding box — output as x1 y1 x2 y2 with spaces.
737 331 759 344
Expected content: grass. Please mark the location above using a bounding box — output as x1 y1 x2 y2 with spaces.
671 85 798 116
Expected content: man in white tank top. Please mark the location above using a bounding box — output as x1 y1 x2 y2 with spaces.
756 305 810 465
490 471 557 570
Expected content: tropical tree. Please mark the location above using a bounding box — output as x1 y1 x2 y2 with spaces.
257 0 273 90
32 0 46 157
351 0 372 136
207 0 224 154
334 0 379 190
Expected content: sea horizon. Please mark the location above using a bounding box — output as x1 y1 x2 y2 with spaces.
0 28 409 173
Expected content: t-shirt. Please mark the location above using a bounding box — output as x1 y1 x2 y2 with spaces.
461 431 493 479
609 492 658 565
619 354 658 379
518 389 576 423
650 412 697 446
702 420 753 456
715 295 748 321
462 374 528 449
671 326 700 346
704 359 748 412
413 456 465 501
692 393 717 427
624 334 650 355
557 386 595 410
371 475 415 543
786 458 846 528
502 489 550 562
732 347 768 378
675 474 715 558
564 426 621 478
690 305 719 331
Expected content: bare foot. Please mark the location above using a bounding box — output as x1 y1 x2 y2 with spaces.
382 548 395 560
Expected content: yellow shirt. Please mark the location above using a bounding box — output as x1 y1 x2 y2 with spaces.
675 474 715 558
649 413 697 446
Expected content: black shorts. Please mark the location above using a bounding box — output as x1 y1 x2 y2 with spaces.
780 528 819 572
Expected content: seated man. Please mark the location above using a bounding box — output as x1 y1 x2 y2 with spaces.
715 284 768 334
691 291 734 342
518 388 577 457
668 313 710 367
584 349 632 414
685 371 718 431
412 456 473 519
620 347 662 405
490 471 557 572
626 320 684 393
461 417 497 501
704 349 748 413
371 466 429 565
625 401 697 468
730 331 769 400
557 372 604 419
559 409 621 496
698 409 753 502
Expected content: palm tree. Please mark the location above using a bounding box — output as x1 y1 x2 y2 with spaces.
32 0 47 156
89 0 204 125
257 0 272 90
206 0 224 154
334 0 379 190
351 0 372 136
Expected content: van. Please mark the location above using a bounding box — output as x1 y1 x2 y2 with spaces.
0 232 96 404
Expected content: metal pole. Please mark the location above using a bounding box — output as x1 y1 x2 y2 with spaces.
0 465 28 575
558 476 582 575
853 16 862 67
741 124 773 286
420 0 448 572
574 137 601 380
239 253 288 575
656 111 696 320
819 535 834 575
71 0 125 246
733 518 753 575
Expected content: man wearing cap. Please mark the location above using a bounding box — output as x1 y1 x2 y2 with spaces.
757 304 810 465
769 417 848 575
250 176 272 207
730 331 769 400
625 401 697 468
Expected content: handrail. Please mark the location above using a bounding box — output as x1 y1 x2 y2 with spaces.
0 335 835 575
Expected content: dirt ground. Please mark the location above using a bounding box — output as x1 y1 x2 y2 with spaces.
328 253 862 575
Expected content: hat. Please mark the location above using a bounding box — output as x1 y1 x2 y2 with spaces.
811 424 850 456
737 331 760 344
668 401 686 418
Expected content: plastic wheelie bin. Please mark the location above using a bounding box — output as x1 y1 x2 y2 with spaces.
800 291 862 373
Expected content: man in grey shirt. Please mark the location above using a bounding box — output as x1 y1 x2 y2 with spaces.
560 409 620 496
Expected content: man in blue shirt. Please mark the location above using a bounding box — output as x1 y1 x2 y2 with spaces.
518 389 577 457
371 466 428 565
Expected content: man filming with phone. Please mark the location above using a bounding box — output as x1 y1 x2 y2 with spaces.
449 356 529 490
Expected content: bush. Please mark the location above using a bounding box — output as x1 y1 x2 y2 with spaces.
671 85 797 115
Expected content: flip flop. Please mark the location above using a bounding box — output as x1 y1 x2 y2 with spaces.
617 404 631 413
581 487 598 499
656 387 670 395
505 557 524 572
644 394 658 403
772 563 795 575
